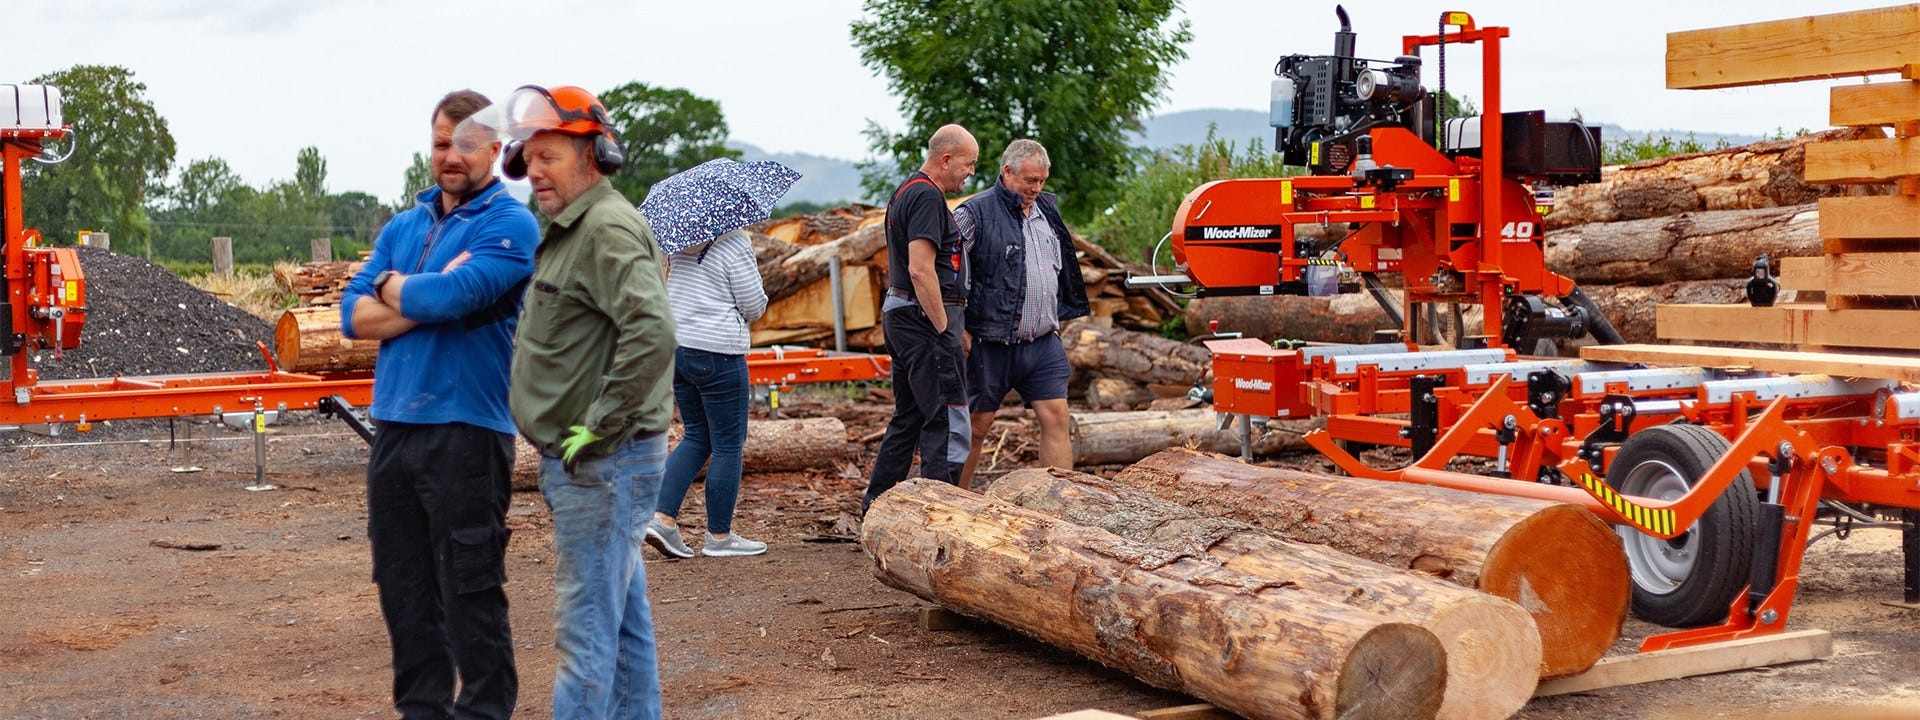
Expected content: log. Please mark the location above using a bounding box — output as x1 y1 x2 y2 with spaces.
1084 378 1156 410
1543 204 1821 285
1069 410 1314 466
1544 127 1890 230
760 224 886 303
273 306 379 373
863 479 1448 720
1113 448 1629 678
513 416 848 491
1059 319 1212 386
987 468 1541 720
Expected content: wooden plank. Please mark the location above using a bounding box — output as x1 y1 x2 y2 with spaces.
1805 137 1920 184
1825 252 1920 298
1667 5 1920 90
1534 629 1831 697
1657 303 1920 350
754 264 878 331
1820 195 1920 240
1136 704 1233 720
1579 343 1920 383
919 606 970 631
1833 81 1920 127
1777 256 1824 292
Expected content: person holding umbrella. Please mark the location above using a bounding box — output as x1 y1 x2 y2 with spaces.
637 158 800 559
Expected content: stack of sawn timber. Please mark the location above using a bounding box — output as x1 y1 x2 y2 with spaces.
863 447 1632 720
1653 5 1920 353
742 201 1181 349
1181 127 1899 348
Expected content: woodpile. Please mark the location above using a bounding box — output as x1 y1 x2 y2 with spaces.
863 448 1630 717
273 260 364 307
741 201 1180 349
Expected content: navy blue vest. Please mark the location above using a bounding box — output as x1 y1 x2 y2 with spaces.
958 183 1089 343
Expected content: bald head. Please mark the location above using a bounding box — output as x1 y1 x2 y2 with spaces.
919 124 979 193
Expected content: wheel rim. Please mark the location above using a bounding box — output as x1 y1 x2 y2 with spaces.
1615 459 1698 596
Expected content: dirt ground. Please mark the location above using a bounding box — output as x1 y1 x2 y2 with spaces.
3 393 1919 719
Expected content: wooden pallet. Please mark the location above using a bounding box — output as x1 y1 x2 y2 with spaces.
1657 6 1920 350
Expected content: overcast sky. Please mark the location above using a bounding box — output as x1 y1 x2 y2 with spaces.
7 0 1900 201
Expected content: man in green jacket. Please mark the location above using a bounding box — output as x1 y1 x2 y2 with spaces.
503 84 676 720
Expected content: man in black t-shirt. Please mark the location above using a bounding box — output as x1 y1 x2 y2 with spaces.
863 124 979 514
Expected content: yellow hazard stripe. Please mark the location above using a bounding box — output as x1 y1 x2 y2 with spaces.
1578 473 1676 536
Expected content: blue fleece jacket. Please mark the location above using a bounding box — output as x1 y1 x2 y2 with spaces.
340 180 539 434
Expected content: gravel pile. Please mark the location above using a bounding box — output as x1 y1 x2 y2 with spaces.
30 247 276 380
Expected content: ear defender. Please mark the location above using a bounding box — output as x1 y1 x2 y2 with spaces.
502 141 528 180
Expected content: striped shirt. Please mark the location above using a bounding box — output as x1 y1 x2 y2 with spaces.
666 231 768 355
955 201 1062 341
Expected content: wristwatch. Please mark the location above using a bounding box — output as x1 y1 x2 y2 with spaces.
372 270 397 293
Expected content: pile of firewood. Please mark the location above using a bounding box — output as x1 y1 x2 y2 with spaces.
273 260 364 307
1182 127 1898 346
864 447 1633 720
742 202 1181 349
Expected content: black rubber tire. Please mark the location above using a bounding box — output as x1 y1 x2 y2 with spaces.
1605 423 1760 627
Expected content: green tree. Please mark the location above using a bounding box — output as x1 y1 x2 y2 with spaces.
1087 127 1298 265
22 65 175 254
598 81 742 203
294 146 327 197
850 0 1192 223
394 152 432 211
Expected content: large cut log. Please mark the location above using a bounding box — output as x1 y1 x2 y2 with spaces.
864 479 1447 720
1545 127 1890 229
1570 280 1745 346
274 306 379 372
1059 319 1212 386
1544 204 1820 284
759 224 887 303
1113 448 1629 678
1083 378 1156 410
1070 410 1313 466
513 416 848 490
987 468 1540 720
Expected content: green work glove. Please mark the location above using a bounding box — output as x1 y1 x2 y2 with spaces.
558 425 602 463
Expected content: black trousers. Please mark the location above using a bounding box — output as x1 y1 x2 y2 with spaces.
368 421 517 720
865 304 970 512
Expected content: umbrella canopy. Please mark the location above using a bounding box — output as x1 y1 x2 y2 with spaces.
639 158 802 255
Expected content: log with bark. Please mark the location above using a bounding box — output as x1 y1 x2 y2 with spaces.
511 416 848 491
273 306 379 373
1083 378 1156 410
987 467 1541 720
1070 410 1315 466
758 224 887 303
1113 448 1629 678
1545 127 1890 230
1060 319 1212 386
864 478 1448 720
1545 204 1820 285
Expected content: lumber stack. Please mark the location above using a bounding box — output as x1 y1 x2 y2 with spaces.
1656 6 1920 353
863 449 1633 718
273 260 364 307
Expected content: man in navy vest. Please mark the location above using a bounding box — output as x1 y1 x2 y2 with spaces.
862 124 979 514
955 139 1089 489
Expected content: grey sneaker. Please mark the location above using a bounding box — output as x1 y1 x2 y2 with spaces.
644 518 696 559
701 533 768 557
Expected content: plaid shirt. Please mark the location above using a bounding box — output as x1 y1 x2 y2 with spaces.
955 201 1062 341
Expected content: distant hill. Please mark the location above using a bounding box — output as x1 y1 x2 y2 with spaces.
731 142 871 205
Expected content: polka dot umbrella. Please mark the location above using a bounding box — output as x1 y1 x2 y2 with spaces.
638 158 803 255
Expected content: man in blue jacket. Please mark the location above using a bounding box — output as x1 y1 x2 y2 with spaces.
340 90 539 720
955 139 1088 490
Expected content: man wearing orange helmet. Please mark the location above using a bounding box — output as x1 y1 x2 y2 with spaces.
501 85 676 720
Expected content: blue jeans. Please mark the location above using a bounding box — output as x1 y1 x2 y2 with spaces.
658 347 750 535
538 432 668 720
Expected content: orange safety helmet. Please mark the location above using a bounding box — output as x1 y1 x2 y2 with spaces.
501 85 624 179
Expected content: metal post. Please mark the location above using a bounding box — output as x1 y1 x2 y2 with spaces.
245 405 275 491
829 255 847 352
1238 414 1253 460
